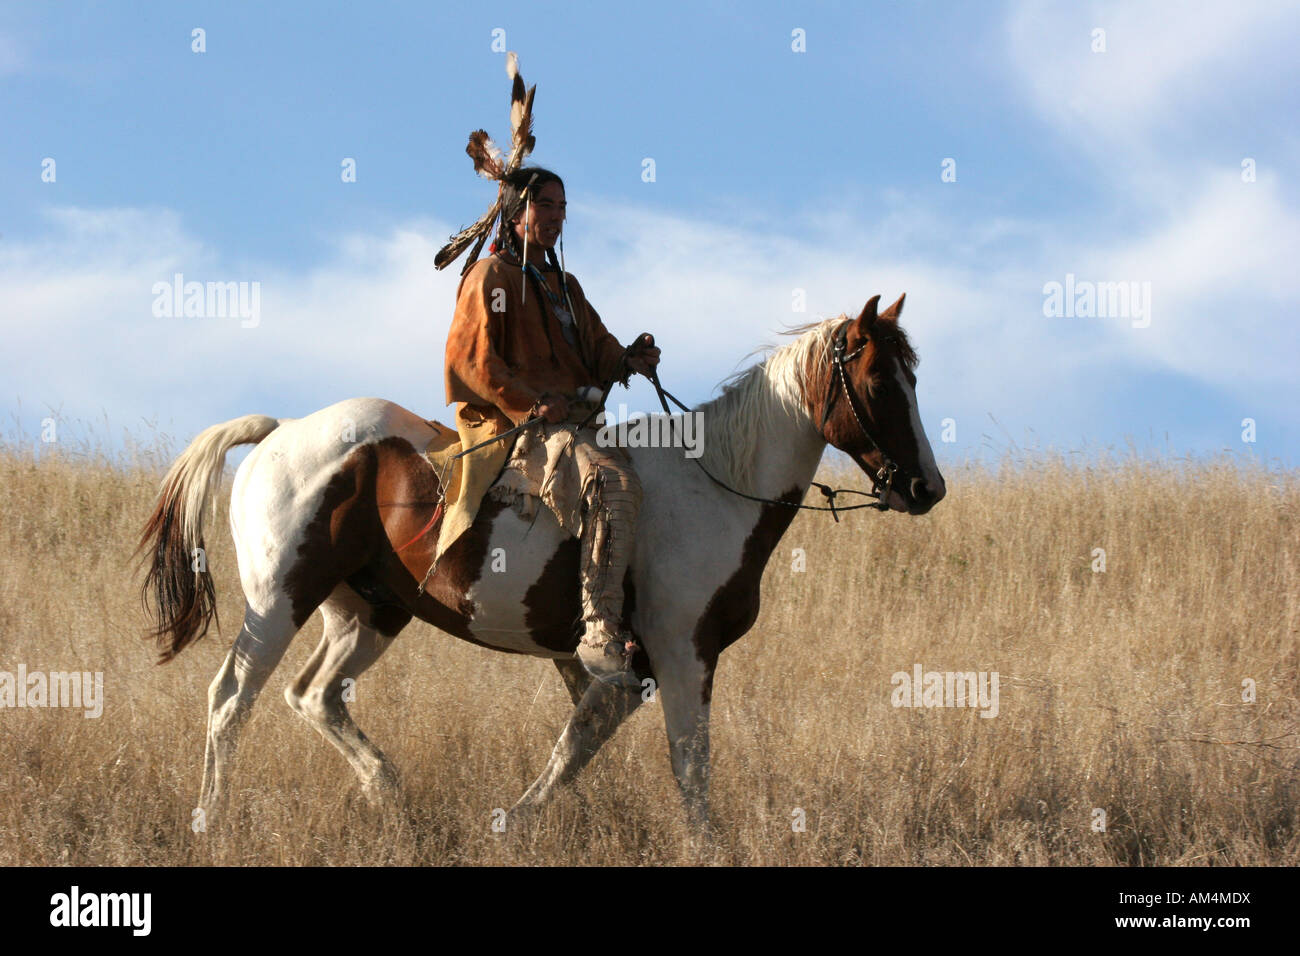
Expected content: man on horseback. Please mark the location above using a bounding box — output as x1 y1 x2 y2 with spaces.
434 56 660 688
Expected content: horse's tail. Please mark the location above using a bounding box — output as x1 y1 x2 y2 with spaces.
137 413 282 663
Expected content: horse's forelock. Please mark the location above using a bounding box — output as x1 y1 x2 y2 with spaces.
872 318 919 371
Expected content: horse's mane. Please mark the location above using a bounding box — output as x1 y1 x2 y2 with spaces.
691 314 918 495
692 318 837 496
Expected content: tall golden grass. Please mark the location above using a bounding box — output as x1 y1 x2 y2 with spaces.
1 427 1296 865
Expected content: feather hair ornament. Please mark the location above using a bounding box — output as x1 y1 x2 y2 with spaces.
435 52 538 274
519 171 539 303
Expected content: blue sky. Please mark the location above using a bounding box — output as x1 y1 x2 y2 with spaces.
2 1 1297 467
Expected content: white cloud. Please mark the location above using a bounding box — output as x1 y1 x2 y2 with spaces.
1070 171 1300 385
2 171 1292 460
1007 1 1298 153
1002 0 1300 393
0 207 461 441
0 201 1035 447
0 199 1089 460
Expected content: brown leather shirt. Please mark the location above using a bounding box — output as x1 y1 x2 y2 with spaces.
445 251 630 436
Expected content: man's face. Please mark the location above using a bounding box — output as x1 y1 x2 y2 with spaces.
512 180 566 250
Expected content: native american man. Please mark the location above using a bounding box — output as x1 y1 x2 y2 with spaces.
434 56 660 687
442 167 659 687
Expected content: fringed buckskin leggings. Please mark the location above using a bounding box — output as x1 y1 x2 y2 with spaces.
571 431 642 646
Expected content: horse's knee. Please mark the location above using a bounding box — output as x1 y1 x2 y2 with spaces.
285 684 333 725
206 661 237 708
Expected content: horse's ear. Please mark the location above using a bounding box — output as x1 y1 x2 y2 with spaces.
856 295 881 330
880 293 906 320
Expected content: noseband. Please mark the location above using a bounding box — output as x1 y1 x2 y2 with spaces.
818 319 900 510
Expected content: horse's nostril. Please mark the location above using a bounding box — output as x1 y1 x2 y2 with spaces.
911 477 946 505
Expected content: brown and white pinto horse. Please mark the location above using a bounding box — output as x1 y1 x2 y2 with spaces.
139 293 944 828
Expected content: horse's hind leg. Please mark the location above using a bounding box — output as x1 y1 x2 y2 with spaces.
198 597 299 817
284 584 407 804
508 675 643 821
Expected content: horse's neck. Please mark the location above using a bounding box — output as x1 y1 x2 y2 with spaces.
745 409 826 504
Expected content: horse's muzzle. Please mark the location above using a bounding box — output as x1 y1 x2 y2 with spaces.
904 476 946 514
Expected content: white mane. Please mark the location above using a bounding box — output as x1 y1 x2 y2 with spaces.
692 318 838 495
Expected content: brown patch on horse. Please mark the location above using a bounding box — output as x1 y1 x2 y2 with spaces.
523 537 583 653
691 486 803 704
371 438 559 654
281 436 491 646
417 501 503 628
620 573 655 683
522 549 652 678
283 441 390 629
369 437 511 647
341 568 413 638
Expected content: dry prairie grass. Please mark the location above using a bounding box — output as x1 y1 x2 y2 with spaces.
1 431 1297 866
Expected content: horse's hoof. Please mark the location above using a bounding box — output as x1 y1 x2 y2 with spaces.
360 771 401 808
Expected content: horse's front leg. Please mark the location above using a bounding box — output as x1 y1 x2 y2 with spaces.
507 667 643 821
655 652 715 831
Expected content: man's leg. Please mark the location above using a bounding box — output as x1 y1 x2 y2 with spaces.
571 432 642 689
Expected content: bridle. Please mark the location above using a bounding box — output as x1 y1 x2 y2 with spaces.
817 318 900 512
643 318 906 519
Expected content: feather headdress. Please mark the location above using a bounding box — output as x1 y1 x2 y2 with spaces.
435 52 538 274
